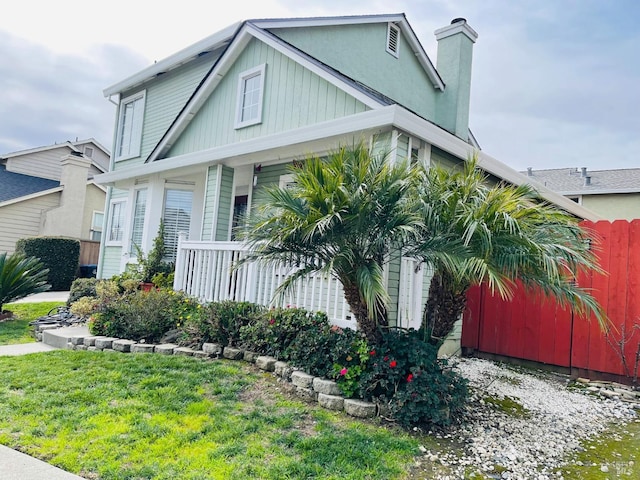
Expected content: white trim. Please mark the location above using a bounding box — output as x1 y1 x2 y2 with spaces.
234 64 266 129
0 186 63 207
103 22 241 97
278 174 295 189
105 198 127 246
386 23 400 58
114 90 146 161
1 142 76 158
434 20 478 43
556 188 640 196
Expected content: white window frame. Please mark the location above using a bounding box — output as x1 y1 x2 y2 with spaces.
129 187 148 256
386 23 400 58
90 210 104 241
105 200 126 246
115 90 146 161
163 185 195 261
234 64 266 129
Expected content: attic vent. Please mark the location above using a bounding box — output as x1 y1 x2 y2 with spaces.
386 23 400 58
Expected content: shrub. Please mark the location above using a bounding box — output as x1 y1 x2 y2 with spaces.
134 221 174 284
358 328 468 427
239 307 328 359
89 288 199 343
181 301 263 348
15 237 79 290
67 278 98 305
69 296 100 318
0 252 50 312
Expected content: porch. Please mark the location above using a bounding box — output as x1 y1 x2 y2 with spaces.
172 234 427 331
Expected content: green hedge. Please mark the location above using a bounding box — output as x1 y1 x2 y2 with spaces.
15 237 80 290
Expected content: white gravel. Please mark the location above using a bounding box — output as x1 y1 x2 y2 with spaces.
420 357 638 479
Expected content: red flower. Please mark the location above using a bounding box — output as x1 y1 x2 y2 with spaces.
340 368 348 376
369 350 376 356
269 318 275 325
406 373 414 383
389 360 397 368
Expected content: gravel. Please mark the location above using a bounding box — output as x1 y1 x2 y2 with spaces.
418 357 638 479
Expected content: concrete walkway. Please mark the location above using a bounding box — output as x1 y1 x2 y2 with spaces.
1 289 85 478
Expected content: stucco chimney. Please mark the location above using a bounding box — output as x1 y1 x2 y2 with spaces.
41 152 92 238
434 18 478 141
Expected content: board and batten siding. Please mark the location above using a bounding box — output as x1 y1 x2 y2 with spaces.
6 147 73 181
202 165 235 241
215 167 234 241
167 38 369 157
114 51 220 170
271 23 438 122
0 193 60 254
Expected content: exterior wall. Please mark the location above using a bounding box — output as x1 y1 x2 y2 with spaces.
580 193 640 221
215 167 234 241
201 166 219 241
81 185 106 240
201 165 235 241
271 23 438 122
0 193 60 254
6 146 73 180
114 51 219 170
167 38 369 157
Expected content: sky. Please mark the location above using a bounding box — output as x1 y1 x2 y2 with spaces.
1 0 638 171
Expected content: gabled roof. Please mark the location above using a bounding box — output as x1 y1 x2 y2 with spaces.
0 165 60 203
522 167 640 195
103 14 443 99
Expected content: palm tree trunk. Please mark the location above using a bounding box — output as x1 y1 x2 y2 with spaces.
342 283 386 344
423 269 468 346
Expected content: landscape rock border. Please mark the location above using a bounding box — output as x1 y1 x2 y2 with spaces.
61 336 378 419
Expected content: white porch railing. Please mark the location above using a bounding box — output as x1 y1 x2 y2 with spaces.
173 233 425 330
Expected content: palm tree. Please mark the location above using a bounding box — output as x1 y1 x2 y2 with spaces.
238 143 423 343
411 157 605 345
0 252 50 313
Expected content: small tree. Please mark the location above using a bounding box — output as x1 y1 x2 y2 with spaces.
135 221 173 284
0 252 50 312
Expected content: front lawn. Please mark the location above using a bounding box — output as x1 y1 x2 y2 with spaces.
0 351 451 479
0 302 64 345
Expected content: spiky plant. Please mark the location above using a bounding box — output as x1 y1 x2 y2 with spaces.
0 252 50 312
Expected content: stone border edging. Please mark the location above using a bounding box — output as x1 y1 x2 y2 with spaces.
64 336 379 419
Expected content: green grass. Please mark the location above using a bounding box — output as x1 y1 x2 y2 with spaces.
0 302 64 345
0 351 449 479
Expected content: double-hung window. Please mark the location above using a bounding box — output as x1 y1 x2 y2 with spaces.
129 189 148 255
163 188 194 261
106 200 126 246
115 91 146 160
235 64 266 129
90 211 104 241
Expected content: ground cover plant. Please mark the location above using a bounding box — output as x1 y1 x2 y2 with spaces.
0 301 63 345
0 351 447 480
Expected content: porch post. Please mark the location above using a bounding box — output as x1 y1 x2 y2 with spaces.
173 232 188 291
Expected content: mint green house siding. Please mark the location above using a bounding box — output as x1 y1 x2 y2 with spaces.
167 38 369 158
271 24 438 122
202 165 235 241
114 52 219 169
215 167 234 241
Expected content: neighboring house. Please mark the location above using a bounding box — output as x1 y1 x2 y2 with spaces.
0 139 110 256
522 166 640 221
94 13 599 339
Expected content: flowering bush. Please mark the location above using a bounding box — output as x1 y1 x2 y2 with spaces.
358 328 468 426
331 336 371 398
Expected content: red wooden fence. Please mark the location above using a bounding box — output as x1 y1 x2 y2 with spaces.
462 220 640 380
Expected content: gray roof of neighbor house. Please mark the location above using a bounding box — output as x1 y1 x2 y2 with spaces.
521 167 640 196
0 165 60 202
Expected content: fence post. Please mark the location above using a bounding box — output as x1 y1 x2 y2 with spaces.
173 232 188 291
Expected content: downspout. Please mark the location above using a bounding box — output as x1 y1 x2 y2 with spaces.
96 94 120 279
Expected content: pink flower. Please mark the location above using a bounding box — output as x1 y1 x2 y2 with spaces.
389 360 397 368
269 318 275 325
340 368 348 376
369 350 376 356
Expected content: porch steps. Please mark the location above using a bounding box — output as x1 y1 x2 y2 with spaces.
42 325 90 349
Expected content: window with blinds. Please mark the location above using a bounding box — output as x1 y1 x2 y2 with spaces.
163 188 193 260
130 189 147 254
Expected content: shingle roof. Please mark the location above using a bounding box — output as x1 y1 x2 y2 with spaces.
521 167 640 195
0 165 60 202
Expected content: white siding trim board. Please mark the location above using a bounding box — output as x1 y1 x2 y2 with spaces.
0 187 63 208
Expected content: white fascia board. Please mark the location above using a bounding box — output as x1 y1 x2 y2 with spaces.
95 107 396 185
557 188 640 196
103 22 241 97
147 24 386 163
2 142 75 159
87 180 108 193
254 15 444 91
0 187 63 207
391 107 602 221
72 138 111 157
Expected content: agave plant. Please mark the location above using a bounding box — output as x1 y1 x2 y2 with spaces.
0 252 50 313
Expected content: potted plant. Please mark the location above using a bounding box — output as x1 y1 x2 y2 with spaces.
0 252 50 320
134 221 174 291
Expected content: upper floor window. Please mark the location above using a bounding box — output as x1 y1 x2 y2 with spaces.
115 91 146 161
235 64 266 129
386 23 400 58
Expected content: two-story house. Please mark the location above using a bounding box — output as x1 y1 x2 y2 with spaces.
94 13 598 337
0 139 109 262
